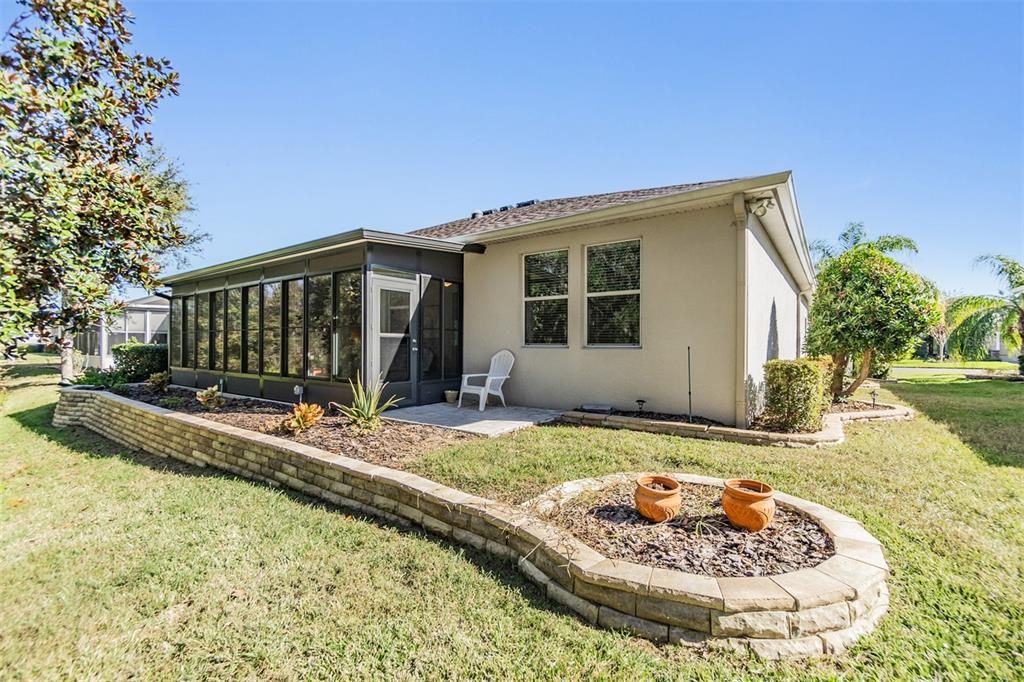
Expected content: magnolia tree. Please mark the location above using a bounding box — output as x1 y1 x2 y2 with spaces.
1 0 201 380
808 227 939 399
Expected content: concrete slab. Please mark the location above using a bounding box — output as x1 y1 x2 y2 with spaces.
383 402 562 437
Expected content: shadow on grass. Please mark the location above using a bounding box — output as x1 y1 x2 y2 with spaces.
887 378 1023 469
3 359 60 382
6 399 570 628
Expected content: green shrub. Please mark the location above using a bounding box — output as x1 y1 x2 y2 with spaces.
157 396 188 409
111 342 167 382
329 373 402 434
74 367 128 390
762 359 830 432
145 371 170 393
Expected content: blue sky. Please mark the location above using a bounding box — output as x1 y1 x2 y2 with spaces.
7 1 1021 295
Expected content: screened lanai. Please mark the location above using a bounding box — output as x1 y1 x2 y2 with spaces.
163 230 470 406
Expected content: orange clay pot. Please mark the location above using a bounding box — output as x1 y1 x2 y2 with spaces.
722 479 776 532
634 475 682 523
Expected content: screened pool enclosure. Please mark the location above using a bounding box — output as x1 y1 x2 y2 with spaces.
163 230 468 406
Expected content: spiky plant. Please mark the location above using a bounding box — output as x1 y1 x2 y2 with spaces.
329 373 403 434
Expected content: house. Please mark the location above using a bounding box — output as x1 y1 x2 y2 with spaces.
73 295 171 369
161 171 814 427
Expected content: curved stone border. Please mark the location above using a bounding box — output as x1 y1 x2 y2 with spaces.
522 472 890 657
52 388 888 658
560 403 913 448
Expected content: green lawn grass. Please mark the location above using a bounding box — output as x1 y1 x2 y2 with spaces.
2 358 1022 679
892 358 1018 371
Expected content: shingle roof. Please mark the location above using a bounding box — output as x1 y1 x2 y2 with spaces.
409 177 746 241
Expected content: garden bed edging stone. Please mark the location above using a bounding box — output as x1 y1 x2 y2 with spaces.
53 387 889 658
560 404 913 448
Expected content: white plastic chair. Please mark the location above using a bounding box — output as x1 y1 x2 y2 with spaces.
458 349 515 412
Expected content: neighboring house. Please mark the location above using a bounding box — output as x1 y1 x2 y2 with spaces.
987 332 1016 362
73 295 170 369
162 171 814 426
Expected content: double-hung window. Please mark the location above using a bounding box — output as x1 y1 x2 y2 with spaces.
585 239 641 346
523 249 568 345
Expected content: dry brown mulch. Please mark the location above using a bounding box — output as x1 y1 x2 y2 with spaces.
607 409 723 426
118 386 476 468
542 481 833 577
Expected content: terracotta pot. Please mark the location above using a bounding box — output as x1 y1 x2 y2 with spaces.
634 475 682 523
721 479 776 532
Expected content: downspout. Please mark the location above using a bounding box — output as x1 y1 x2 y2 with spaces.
799 287 813 357
733 193 749 428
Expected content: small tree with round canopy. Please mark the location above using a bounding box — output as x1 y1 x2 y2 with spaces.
807 230 939 399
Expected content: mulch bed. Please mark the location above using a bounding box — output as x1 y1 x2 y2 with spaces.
607 409 723 426
118 386 476 468
829 400 894 413
542 480 833 577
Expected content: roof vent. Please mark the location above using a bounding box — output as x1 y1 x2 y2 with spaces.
470 210 483 219
478 199 538 217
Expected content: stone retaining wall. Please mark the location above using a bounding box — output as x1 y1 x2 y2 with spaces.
53 388 890 658
560 404 913 448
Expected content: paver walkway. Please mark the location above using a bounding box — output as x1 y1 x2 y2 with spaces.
384 402 562 437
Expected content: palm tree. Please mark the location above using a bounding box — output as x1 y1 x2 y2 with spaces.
810 222 918 269
946 255 1024 373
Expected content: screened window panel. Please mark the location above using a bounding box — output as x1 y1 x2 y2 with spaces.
525 299 568 345
420 279 442 381
381 336 410 383
196 294 210 369
306 274 331 379
243 285 260 374
586 241 640 293
442 281 462 379
524 251 568 297
183 296 195 368
212 290 226 371
285 279 304 378
108 314 126 333
226 288 242 372
334 271 362 381
150 311 169 335
262 282 282 375
379 289 410 334
151 333 168 346
170 298 182 366
378 288 410 383
125 311 147 333
587 294 640 346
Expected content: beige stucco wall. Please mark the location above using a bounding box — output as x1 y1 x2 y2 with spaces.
742 213 802 421
462 206 740 424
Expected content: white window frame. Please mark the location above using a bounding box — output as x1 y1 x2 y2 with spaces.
584 238 641 348
522 248 570 347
